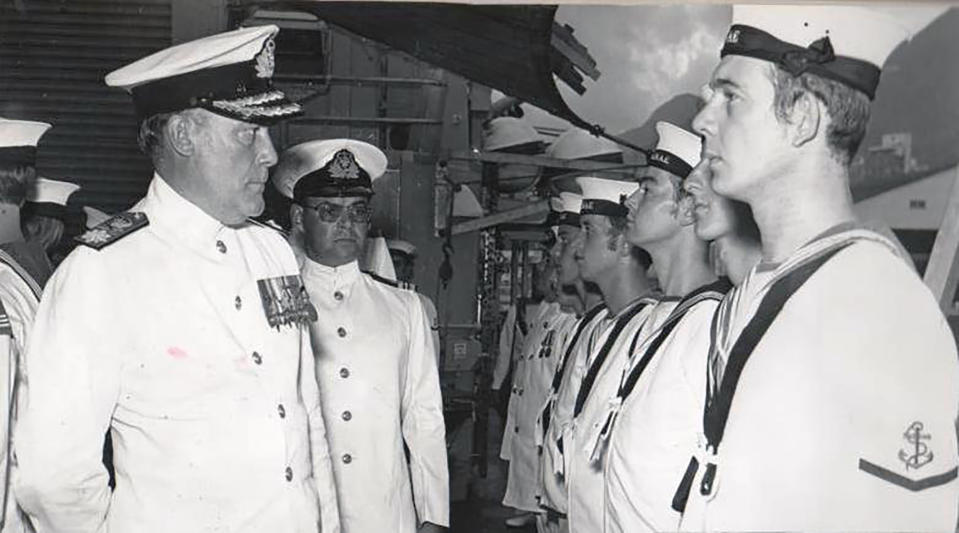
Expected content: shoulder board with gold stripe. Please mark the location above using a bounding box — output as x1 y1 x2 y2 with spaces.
75 212 149 250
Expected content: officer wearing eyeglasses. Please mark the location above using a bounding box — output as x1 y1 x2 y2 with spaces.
272 139 450 533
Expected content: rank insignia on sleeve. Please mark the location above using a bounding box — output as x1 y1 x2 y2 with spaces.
257 274 318 329
75 212 149 250
858 420 959 491
899 421 934 470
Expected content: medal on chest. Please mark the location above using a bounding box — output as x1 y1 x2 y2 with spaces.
257 274 318 329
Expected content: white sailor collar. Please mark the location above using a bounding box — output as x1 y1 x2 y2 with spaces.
301 257 362 295
139 174 229 260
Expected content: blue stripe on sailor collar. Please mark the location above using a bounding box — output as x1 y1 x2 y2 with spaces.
141 174 229 260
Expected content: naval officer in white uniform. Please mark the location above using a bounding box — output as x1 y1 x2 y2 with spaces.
15 25 341 533
273 138 449 533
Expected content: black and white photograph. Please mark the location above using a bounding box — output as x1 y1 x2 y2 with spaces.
1 1 958 532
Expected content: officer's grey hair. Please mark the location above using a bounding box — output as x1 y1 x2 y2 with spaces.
137 112 173 162
136 109 210 163
767 64 871 166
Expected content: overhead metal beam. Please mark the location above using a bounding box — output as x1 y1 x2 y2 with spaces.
450 201 549 235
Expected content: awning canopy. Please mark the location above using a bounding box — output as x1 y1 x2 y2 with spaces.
234 1 598 132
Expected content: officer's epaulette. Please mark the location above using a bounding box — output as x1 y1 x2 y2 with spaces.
75 212 149 250
364 271 412 290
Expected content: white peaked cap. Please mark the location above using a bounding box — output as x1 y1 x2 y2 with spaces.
482 117 542 152
106 25 279 89
547 128 621 160
731 5 942 69
28 177 80 205
272 138 388 200
558 192 582 214
0 118 52 148
104 24 300 124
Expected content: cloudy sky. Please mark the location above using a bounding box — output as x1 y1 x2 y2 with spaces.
515 4 732 135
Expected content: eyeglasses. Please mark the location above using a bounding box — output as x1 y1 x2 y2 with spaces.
300 202 372 223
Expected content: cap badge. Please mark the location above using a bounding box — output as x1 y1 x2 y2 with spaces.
329 149 361 180
781 36 835 77
254 37 276 79
725 28 740 44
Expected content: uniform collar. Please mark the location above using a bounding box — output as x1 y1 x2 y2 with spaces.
140 174 229 259
301 257 362 290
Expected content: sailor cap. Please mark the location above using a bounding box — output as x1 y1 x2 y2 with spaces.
0 118 51 167
576 177 637 218
548 192 583 227
648 121 701 179
386 239 417 257
723 5 945 99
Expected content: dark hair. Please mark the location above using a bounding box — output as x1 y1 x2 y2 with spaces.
606 215 652 268
768 64 871 165
0 164 36 205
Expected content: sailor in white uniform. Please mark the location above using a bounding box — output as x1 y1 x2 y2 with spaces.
680 6 959 531
536 192 607 533
563 177 659 533
603 122 725 533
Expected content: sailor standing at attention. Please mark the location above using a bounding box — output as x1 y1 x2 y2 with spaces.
678 6 959 531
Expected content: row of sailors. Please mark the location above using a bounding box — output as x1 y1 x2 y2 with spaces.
499 5 958 533
0 25 448 533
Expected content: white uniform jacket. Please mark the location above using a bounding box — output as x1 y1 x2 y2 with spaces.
502 305 576 512
538 305 609 514
0 261 39 533
680 231 959 532
604 296 720 533
566 297 668 533
500 301 553 462
302 259 449 532
15 176 340 533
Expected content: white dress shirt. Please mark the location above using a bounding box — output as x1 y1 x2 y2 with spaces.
502 304 576 513
302 258 449 532
15 176 340 533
